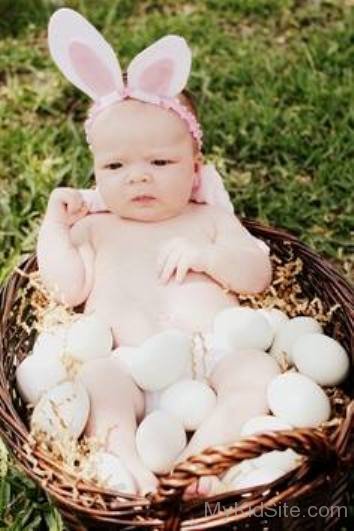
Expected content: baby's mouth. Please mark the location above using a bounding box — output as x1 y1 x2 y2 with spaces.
131 195 156 204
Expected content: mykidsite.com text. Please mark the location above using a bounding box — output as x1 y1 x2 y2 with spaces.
204 501 347 520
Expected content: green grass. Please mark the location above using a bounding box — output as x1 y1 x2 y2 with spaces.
0 439 63 530
0 0 353 528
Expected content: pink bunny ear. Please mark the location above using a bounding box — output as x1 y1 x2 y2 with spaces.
127 35 191 97
48 8 123 100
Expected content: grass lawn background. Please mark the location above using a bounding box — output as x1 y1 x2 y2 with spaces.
0 0 353 528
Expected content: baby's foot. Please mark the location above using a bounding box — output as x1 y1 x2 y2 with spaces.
123 456 158 496
183 475 226 500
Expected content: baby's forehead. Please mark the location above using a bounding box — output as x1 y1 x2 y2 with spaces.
90 99 190 154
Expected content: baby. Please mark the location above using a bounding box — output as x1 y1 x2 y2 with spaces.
37 9 279 494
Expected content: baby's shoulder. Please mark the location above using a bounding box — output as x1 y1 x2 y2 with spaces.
188 202 239 226
70 212 114 246
185 203 224 240
188 203 249 241
187 202 217 218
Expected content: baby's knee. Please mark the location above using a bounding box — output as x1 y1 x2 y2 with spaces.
210 349 280 396
78 358 144 416
221 388 268 414
246 350 280 382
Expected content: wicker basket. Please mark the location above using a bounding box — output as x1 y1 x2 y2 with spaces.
0 220 353 530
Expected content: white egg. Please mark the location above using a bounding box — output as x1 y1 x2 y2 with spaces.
31 381 90 439
160 379 217 431
83 451 136 493
257 309 289 336
222 449 300 489
292 333 350 386
16 354 67 405
230 466 286 491
270 316 323 365
267 372 331 427
136 411 186 474
128 330 192 391
213 307 274 352
66 314 113 362
32 325 67 359
255 449 302 473
241 415 293 437
222 458 258 485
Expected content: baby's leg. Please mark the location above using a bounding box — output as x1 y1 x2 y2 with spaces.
78 358 157 495
178 349 280 463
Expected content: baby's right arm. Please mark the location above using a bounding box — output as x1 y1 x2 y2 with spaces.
36 187 94 307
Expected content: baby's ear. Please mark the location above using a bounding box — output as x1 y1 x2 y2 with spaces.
48 8 123 100
127 35 191 98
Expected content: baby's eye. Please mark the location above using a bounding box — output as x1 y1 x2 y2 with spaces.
151 160 172 166
105 162 123 170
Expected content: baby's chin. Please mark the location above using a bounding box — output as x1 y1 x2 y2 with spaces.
112 203 184 222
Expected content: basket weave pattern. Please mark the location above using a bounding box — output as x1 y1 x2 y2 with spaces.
0 220 353 530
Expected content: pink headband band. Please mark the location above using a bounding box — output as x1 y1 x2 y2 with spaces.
84 86 203 151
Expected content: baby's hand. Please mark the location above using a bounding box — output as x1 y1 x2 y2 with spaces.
157 237 210 284
45 187 89 226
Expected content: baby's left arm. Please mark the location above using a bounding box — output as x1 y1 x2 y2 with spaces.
203 210 272 294
158 210 271 294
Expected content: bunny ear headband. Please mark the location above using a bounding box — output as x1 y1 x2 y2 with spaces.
48 8 275 262
48 8 203 149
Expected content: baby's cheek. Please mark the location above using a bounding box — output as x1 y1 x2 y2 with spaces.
163 177 193 207
98 177 117 195
99 180 124 209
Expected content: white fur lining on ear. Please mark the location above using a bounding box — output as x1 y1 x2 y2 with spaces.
127 35 192 98
48 8 123 100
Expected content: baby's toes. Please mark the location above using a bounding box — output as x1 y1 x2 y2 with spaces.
126 459 158 496
137 469 158 496
183 475 225 500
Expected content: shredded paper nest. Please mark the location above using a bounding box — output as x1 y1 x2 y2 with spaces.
238 254 340 324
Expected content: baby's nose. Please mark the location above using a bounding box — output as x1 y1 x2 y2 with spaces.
127 165 153 184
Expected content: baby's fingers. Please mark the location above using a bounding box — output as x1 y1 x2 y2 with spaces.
159 247 183 284
66 197 87 215
175 254 191 283
157 240 180 277
66 208 87 226
67 202 89 225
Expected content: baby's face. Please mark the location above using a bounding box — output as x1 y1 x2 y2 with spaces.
90 99 200 222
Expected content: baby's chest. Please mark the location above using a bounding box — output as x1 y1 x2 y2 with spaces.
89 214 213 292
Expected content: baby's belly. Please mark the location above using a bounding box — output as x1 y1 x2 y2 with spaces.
157 273 238 333
85 272 238 347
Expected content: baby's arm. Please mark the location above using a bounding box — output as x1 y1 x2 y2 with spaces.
36 188 94 307
203 209 272 294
